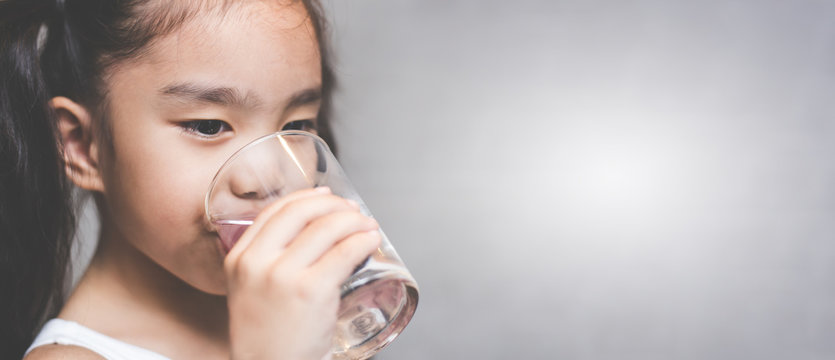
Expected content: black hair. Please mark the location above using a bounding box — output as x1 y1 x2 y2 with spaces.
0 0 336 358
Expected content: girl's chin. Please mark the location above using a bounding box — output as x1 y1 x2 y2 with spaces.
201 286 229 297
180 235 230 296
188 273 229 297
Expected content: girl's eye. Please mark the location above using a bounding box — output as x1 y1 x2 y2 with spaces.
282 119 316 132
181 120 230 137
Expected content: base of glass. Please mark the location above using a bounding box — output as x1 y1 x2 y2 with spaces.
332 270 419 360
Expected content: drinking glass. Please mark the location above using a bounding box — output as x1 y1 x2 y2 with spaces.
205 131 419 360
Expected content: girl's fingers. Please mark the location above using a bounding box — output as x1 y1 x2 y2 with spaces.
305 230 382 288
226 187 329 261
277 211 379 271
229 192 359 273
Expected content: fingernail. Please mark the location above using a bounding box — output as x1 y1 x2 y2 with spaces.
314 186 331 194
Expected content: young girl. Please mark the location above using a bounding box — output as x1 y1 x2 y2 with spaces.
0 0 383 359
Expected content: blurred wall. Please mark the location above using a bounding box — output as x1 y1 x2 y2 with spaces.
324 0 835 359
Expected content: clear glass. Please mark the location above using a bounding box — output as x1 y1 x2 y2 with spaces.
205 131 418 360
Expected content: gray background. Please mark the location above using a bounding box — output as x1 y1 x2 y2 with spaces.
70 0 835 359
325 0 835 359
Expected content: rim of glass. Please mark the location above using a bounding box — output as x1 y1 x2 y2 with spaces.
204 130 329 223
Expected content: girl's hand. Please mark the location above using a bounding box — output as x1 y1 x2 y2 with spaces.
223 187 382 360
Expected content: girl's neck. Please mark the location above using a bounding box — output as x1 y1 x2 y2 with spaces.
59 221 230 359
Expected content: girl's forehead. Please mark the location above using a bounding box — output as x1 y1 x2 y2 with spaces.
123 2 318 70
114 0 316 68
104 0 321 112
137 0 309 26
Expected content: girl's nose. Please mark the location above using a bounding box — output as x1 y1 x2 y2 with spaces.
229 171 283 201
226 145 287 201
225 138 320 200
214 133 323 217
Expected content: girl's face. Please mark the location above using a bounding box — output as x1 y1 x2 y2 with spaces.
96 1 322 295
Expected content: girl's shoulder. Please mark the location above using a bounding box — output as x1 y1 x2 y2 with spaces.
25 344 105 360
25 318 171 360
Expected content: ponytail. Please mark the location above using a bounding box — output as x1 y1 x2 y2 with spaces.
0 1 76 358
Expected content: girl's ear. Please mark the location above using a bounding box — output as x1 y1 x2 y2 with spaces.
51 96 105 192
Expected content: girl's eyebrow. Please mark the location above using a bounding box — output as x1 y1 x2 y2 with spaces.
159 82 322 110
285 88 322 110
160 82 263 108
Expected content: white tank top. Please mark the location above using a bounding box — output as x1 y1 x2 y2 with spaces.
26 318 170 360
